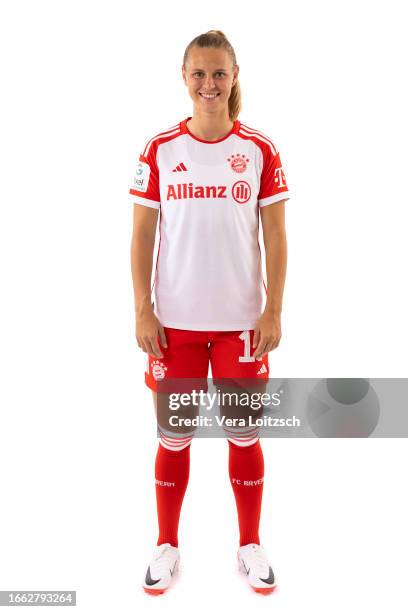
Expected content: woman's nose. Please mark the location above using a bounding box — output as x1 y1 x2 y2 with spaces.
204 77 215 89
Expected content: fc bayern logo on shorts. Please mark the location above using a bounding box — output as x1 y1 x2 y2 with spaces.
232 181 251 204
227 154 250 173
151 360 167 381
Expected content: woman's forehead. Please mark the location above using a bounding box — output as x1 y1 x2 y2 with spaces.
186 47 231 69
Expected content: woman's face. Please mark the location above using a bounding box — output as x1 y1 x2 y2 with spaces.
182 47 239 115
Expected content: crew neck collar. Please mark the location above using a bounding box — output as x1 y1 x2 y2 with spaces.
180 116 240 143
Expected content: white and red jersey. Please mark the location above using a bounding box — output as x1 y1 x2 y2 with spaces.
129 116 290 331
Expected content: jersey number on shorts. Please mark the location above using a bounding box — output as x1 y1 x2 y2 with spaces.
238 330 262 362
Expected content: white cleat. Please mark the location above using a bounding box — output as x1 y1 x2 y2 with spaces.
142 543 180 595
237 543 277 594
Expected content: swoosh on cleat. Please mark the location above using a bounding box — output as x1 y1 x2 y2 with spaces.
259 566 275 585
145 566 161 586
169 561 177 576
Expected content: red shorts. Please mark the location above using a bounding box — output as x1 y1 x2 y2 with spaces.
145 327 269 393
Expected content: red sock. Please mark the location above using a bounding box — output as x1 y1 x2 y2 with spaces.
228 439 264 546
155 442 190 547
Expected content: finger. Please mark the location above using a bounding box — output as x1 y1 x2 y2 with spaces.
261 342 274 357
141 337 154 356
158 326 168 349
136 337 146 352
146 336 163 359
253 339 267 359
252 328 260 348
151 335 164 359
135 331 142 349
269 335 281 351
255 336 274 358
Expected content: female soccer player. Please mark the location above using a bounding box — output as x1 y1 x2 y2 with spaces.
130 30 290 595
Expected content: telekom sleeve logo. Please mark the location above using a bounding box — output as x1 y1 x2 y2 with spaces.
275 167 287 188
232 181 251 204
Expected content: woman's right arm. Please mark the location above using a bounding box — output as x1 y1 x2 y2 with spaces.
130 204 167 358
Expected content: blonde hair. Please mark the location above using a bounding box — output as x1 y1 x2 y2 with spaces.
183 30 241 121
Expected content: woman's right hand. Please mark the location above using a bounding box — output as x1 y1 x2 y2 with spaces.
136 307 168 358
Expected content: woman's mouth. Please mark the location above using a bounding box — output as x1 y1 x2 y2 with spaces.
199 93 220 100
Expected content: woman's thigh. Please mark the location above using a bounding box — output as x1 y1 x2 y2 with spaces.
152 390 199 435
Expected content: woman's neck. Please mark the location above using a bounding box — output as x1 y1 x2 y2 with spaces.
186 113 234 141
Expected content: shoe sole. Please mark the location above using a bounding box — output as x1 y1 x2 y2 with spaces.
252 585 277 595
143 587 167 595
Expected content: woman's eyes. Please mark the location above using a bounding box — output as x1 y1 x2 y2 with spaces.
193 72 225 77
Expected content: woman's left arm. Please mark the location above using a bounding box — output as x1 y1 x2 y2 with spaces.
252 201 288 359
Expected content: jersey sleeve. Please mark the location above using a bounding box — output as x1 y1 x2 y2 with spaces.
258 142 290 207
129 142 160 209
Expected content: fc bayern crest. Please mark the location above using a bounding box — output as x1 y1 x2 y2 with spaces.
227 154 250 173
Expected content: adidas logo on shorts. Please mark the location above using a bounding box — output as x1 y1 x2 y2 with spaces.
257 364 268 375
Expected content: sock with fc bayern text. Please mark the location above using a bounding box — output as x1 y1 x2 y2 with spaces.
228 438 264 546
154 441 191 548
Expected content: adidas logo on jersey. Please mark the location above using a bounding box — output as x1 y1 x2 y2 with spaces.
172 162 188 172
167 183 227 200
257 364 268 375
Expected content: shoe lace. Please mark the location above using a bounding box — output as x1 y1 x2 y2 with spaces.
250 544 269 572
152 544 176 573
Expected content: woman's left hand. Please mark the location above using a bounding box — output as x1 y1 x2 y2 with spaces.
252 312 282 359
